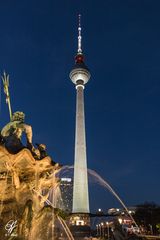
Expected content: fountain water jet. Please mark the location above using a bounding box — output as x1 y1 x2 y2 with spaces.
33 187 74 240
57 165 139 228
87 168 138 227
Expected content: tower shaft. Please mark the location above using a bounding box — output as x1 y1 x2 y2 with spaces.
72 85 89 213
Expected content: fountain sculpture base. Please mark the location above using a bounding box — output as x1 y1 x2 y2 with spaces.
0 145 61 240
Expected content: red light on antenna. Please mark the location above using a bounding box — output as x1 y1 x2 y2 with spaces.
75 54 84 63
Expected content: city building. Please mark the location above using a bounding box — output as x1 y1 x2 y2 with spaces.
60 177 73 213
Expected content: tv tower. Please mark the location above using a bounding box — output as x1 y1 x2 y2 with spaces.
69 15 90 230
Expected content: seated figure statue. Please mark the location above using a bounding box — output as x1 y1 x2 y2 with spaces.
1 111 33 153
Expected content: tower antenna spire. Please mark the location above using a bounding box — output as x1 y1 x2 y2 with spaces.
78 14 82 54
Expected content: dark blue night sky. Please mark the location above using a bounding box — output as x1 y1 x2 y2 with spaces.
0 0 160 212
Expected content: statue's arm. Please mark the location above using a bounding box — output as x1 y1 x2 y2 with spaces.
20 123 33 144
1 123 13 137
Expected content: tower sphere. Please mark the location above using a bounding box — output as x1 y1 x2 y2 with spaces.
70 66 91 86
70 54 91 86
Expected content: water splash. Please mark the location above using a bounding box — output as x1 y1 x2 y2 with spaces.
33 188 74 240
87 168 138 227
57 165 138 227
56 165 74 178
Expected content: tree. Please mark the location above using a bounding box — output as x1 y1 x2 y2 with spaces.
134 202 160 235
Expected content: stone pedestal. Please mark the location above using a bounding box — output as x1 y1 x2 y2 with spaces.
0 146 60 240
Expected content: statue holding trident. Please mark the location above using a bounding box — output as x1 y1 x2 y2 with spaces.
1 72 34 154
2 71 13 121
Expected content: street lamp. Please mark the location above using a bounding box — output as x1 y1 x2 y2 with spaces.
99 224 101 237
149 224 153 235
96 224 98 236
106 221 109 239
101 222 104 237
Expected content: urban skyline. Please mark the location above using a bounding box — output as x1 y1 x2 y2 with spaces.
0 0 160 212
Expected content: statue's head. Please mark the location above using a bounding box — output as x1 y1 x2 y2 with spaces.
12 111 25 122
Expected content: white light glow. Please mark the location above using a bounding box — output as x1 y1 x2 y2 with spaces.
118 218 123 224
61 178 72 182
